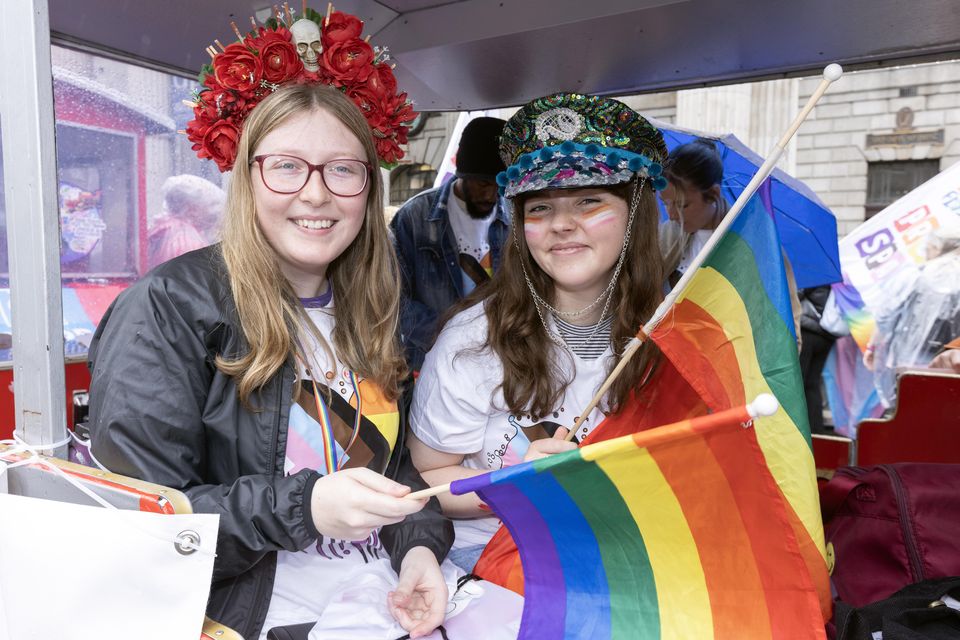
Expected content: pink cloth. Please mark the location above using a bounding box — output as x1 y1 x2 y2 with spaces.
148 217 207 269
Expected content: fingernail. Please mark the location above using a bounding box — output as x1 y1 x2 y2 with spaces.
478 502 491 511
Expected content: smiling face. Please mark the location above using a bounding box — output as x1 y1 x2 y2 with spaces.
521 187 629 303
251 108 369 296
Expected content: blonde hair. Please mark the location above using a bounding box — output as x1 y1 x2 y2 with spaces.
216 84 406 404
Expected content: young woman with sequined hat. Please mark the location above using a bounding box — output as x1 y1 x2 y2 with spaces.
86 7 466 638
407 93 672 572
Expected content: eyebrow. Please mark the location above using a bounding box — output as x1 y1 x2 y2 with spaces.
256 150 365 161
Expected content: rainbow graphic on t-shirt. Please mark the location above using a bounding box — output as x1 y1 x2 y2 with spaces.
285 375 399 477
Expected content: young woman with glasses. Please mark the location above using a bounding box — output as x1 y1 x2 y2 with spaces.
86 83 458 639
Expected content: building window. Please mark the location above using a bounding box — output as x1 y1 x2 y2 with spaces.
865 160 939 219
390 163 438 205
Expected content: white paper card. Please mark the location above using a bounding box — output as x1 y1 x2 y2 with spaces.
0 493 218 640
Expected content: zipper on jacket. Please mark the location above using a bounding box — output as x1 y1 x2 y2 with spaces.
880 464 925 582
244 373 286 638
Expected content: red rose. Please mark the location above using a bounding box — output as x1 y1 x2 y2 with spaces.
201 121 241 172
347 86 386 122
321 39 374 85
347 87 413 164
391 93 417 128
322 12 363 49
375 136 403 165
195 88 253 121
259 39 302 83
363 63 397 97
247 27 303 83
214 42 263 93
185 117 210 150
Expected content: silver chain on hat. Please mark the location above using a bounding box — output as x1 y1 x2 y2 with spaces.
510 178 645 350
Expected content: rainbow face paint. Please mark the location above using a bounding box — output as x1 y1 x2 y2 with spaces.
524 216 546 240
579 204 618 228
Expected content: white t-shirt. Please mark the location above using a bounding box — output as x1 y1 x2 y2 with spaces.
239 298 518 638
410 302 612 550
447 191 495 293
676 228 714 274
262 302 401 637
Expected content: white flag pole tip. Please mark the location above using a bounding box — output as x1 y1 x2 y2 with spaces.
748 394 780 418
823 63 843 82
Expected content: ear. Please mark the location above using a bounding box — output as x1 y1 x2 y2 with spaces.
705 184 722 204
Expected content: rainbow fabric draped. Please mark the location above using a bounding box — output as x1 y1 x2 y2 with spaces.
452 405 825 639
649 189 831 617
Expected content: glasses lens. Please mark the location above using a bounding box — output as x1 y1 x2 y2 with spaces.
322 160 368 196
260 155 309 193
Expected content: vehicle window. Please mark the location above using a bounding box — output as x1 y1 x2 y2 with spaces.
0 45 226 363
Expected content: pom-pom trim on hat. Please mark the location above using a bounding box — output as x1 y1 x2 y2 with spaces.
497 142 667 198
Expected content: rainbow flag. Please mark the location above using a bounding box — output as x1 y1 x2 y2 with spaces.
452 405 825 639
649 190 830 615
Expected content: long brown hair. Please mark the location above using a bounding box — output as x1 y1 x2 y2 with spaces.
455 180 664 419
216 84 406 404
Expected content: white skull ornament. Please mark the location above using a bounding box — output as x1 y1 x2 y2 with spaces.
290 18 322 72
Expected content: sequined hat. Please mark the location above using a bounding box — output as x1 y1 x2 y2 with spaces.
496 93 668 198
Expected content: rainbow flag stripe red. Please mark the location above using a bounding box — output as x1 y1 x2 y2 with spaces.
650 191 830 615
452 406 825 639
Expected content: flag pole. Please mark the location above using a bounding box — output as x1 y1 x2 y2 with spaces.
407 481 452 500
407 395 779 500
563 64 844 442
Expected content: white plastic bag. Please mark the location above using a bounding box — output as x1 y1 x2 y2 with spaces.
0 485 218 640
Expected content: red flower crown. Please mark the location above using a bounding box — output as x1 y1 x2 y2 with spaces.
185 3 417 172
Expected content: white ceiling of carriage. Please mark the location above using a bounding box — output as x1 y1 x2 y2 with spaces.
49 0 960 110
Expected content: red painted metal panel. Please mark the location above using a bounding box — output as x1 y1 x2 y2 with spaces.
0 361 91 440
857 371 960 465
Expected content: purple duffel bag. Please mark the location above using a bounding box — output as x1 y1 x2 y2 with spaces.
821 463 960 608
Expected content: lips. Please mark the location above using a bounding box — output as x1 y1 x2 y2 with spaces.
550 242 588 254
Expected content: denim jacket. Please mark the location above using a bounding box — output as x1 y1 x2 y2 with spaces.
389 178 510 370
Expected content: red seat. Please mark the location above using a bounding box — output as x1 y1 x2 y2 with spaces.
856 369 960 465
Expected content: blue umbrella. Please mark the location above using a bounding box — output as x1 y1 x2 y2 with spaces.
656 122 841 289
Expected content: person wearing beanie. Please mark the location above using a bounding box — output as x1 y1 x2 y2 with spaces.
390 116 510 370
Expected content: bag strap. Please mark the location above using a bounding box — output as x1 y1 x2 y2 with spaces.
820 471 864 523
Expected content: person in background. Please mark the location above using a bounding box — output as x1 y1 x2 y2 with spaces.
659 139 726 281
147 174 225 269
798 285 837 433
390 117 509 370
864 224 960 406
407 93 673 572
930 338 960 372
660 138 803 345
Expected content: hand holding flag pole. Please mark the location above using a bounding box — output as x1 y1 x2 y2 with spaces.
406 394 781 500
561 63 844 442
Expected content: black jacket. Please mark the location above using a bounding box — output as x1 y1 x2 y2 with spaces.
87 245 453 639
